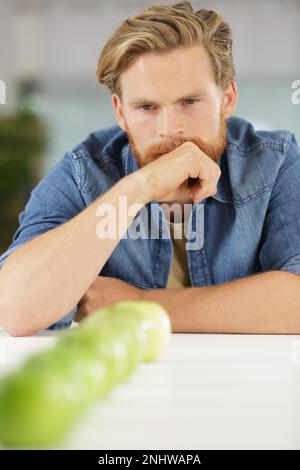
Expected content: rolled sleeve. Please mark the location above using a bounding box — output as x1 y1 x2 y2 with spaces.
259 134 300 276
0 151 85 330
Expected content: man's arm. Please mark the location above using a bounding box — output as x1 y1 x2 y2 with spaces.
0 141 220 336
143 270 300 334
0 173 148 336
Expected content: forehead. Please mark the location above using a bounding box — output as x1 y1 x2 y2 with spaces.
120 45 215 99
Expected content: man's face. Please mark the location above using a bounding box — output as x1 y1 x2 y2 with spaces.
113 45 234 169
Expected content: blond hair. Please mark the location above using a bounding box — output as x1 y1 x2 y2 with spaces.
97 1 235 99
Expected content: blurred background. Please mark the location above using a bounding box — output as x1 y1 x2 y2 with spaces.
0 0 300 253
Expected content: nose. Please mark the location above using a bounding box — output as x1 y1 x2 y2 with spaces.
158 108 185 139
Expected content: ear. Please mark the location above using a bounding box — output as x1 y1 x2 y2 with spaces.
112 94 126 132
222 80 238 119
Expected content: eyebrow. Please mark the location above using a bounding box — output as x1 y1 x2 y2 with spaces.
129 89 208 107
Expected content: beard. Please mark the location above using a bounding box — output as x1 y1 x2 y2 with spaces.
125 110 228 170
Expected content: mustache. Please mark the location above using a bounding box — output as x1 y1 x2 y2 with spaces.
143 136 209 165
126 114 228 168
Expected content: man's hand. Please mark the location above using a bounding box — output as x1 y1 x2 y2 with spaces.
74 276 144 322
138 141 221 204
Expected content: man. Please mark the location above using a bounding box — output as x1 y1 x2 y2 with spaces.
1 1 300 336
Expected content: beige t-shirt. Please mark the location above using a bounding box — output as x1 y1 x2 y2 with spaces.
166 219 190 288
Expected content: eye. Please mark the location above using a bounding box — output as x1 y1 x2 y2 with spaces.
139 99 198 111
183 99 197 105
140 104 155 111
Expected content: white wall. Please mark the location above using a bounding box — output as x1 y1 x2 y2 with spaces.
1 0 299 91
0 0 299 171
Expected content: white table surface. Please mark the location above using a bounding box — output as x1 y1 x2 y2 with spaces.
1 326 300 450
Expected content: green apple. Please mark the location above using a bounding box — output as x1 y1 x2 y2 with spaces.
88 317 143 381
0 350 92 447
26 343 111 402
110 301 171 362
59 312 143 386
0 300 171 447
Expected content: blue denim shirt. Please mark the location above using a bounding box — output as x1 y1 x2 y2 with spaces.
1 115 300 331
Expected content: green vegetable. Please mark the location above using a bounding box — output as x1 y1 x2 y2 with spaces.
0 300 171 447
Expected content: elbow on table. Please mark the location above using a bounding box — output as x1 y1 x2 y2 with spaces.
0 297 40 337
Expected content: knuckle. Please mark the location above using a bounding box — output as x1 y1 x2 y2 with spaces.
182 142 200 161
210 166 221 182
187 141 200 153
216 168 221 179
181 141 196 151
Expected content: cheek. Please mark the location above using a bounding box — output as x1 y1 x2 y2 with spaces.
126 110 152 131
128 114 157 143
136 113 157 131
194 104 221 138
